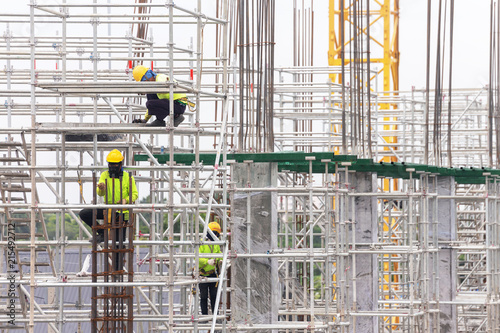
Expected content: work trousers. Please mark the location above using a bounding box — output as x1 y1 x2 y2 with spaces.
146 94 186 121
199 280 218 315
79 208 127 239
79 208 128 271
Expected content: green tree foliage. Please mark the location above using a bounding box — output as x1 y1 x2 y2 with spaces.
44 213 84 240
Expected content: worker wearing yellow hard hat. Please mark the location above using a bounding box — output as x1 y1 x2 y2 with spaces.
198 221 222 315
131 65 187 127
79 149 138 244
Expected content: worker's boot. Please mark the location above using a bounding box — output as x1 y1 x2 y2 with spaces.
146 118 166 127
174 114 185 127
94 233 104 244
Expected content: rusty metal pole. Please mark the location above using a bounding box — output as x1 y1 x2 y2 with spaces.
91 172 98 333
424 0 432 164
128 181 134 333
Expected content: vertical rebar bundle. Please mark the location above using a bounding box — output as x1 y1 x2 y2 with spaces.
235 0 275 152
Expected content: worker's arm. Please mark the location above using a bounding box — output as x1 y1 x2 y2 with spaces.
125 175 139 203
215 244 222 264
143 110 152 122
198 244 211 267
132 109 151 123
96 173 108 197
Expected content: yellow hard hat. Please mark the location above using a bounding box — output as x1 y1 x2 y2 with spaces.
132 65 149 82
106 149 124 163
208 222 222 233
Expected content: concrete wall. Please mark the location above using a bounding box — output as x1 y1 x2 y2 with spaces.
348 172 378 333
230 162 279 328
435 176 457 332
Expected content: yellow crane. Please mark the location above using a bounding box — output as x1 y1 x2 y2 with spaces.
328 0 400 169
329 2 400 329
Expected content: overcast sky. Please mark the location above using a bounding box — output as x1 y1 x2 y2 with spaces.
2 1 493 91
399 1 491 91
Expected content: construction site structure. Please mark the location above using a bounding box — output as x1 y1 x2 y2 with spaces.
0 1 499 333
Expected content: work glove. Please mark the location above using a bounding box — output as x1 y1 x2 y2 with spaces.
132 118 147 124
207 259 215 266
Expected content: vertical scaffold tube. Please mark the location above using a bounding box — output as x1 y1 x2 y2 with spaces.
167 2 175 333
28 1 36 332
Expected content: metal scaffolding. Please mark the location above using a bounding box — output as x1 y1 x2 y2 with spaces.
0 1 500 333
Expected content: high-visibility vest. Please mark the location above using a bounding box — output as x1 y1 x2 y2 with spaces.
198 243 221 276
97 171 138 220
156 74 187 102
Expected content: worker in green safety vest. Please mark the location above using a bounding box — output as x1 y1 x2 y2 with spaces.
131 65 188 127
79 149 138 244
198 221 222 315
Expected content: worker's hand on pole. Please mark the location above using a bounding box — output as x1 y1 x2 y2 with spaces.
132 118 147 124
97 182 106 191
207 259 215 266
121 199 127 204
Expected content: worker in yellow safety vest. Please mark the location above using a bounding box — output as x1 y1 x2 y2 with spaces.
79 149 138 244
131 65 187 127
198 221 222 315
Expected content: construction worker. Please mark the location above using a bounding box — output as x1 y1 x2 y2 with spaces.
79 149 138 243
131 65 187 127
198 221 222 315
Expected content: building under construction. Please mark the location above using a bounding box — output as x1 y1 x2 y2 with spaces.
1 1 500 332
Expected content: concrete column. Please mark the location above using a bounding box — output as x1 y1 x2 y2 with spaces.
349 172 378 333
230 162 279 328
485 180 498 331
435 176 457 332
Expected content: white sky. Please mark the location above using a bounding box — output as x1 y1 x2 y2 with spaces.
2 1 493 91
399 1 491 91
